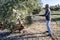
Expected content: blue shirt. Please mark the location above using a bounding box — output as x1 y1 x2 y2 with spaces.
44 9 51 21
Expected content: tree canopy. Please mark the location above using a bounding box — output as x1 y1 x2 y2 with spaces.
0 0 42 24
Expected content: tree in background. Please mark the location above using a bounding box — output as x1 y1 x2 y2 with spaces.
50 4 60 11
0 0 42 30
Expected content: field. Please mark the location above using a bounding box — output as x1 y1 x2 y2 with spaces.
0 11 60 40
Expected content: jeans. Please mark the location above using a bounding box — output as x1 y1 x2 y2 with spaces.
46 20 52 35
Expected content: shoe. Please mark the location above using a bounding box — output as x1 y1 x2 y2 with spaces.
43 31 48 34
46 31 48 32
47 34 52 37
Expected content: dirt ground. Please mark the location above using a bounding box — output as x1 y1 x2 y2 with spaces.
0 13 60 40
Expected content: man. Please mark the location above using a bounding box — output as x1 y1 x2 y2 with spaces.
36 4 52 37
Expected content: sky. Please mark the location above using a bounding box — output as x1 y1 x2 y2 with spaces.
42 0 60 7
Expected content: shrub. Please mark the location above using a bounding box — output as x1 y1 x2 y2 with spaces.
32 8 41 15
25 16 32 25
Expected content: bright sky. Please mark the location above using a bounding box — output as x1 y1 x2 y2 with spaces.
42 0 60 7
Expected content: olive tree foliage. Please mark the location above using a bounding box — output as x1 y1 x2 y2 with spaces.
0 0 42 25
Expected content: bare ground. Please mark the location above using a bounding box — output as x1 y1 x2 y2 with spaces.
0 16 60 40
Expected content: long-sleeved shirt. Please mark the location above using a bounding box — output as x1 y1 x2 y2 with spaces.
39 9 51 21
44 9 51 21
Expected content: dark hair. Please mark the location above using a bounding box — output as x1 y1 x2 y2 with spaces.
45 4 49 8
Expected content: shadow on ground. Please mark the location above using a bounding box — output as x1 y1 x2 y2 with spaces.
0 31 49 40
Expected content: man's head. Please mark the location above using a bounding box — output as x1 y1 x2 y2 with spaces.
45 4 49 9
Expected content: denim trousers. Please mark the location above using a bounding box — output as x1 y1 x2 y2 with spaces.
46 20 52 35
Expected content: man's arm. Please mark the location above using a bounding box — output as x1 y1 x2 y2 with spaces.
44 9 50 16
35 9 50 16
35 14 45 16
39 15 45 16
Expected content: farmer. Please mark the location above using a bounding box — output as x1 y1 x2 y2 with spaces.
36 4 52 37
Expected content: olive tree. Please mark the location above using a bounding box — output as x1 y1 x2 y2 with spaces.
0 0 42 29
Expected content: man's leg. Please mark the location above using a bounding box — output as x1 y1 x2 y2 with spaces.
46 20 52 36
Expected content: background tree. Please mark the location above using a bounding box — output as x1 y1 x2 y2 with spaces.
50 4 60 11
0 0 42 30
